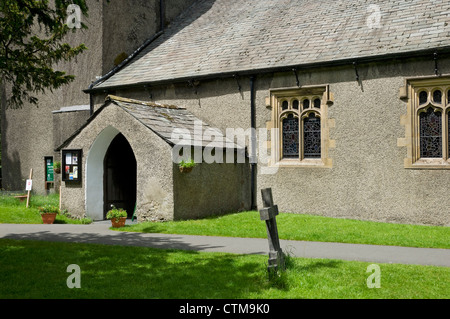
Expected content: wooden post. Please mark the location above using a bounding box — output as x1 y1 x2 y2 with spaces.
59 186 62 211
26 169 33 208
259 188 285 275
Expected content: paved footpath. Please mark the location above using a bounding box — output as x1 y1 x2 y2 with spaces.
0 222 449 267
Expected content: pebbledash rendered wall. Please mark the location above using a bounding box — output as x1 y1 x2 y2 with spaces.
60 101 251 222
173 151 251 221
96 56 450 226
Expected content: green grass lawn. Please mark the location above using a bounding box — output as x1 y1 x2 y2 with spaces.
118 211 450 249
0 193 91 225
1 193 448 249
0 239 448 299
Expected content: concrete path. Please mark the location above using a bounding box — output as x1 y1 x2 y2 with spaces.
0 222 449 267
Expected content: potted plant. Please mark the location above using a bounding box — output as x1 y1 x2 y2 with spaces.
179 159 196 173
106 206 128 228
53 161 61 174
38 205 59 224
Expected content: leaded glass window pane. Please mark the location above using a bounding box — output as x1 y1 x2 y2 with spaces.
303 113 321 158
433 90 442 104
420 108 442 158
448 90 450 104
282 114 299 158
448 111 450 158
293 100 299 110
282 101 288 111
303 99 310 109
419 91 428 105
314 98 321 108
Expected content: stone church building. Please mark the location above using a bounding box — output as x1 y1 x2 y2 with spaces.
2 0 450 226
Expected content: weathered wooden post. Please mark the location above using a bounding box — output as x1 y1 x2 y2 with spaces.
259 188 285 275
26 169 33 208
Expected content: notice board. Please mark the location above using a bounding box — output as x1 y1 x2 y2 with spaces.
62 149 82 182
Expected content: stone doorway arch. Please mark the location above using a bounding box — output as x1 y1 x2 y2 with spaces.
85 126 137 220
103 133 137 219
85 126 119 221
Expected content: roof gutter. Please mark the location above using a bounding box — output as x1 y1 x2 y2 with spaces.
250 76 257 210
84 46 450 94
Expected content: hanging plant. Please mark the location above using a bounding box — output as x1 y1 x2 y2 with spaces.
53 161 61 174
179 159 196 173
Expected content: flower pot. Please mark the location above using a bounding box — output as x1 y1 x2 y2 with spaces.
111 217 127 228
41 213 57 224
179 166 193 173
54 167 61 174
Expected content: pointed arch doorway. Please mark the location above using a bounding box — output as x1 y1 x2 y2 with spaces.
103 133 137 219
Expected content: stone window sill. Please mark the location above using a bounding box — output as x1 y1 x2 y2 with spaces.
271 158 330 168
407 158 450 169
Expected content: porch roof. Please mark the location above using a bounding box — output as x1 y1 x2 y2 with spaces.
56 95 245 151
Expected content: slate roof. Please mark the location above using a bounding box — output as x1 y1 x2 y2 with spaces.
56 96 244 151
93 0 450 90
111 96 243 149
52 105 91 114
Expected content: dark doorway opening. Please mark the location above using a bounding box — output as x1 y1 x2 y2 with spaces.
104 133 137 219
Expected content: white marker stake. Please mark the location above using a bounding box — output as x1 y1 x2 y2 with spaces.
26 169 33 208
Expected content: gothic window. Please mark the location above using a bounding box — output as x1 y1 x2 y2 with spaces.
405 79 450 167
272 87 331 165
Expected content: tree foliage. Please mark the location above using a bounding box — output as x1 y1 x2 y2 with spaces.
0 0 90 109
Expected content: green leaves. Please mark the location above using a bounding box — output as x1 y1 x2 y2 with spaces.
106 205 128 220
0 0 89 108
38 204 60 215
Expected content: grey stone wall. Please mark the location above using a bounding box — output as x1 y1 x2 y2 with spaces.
1 0 103 193
101 0 196 73
53 109 91 150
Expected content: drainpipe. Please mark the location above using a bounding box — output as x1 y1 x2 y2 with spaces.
89 93 94 116
250 76 257 210
160 0 165 32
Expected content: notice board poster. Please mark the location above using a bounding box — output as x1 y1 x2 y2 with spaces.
45 157 54 182
62 150 82 182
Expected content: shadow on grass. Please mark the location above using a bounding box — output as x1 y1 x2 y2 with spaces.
0 239 270 299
